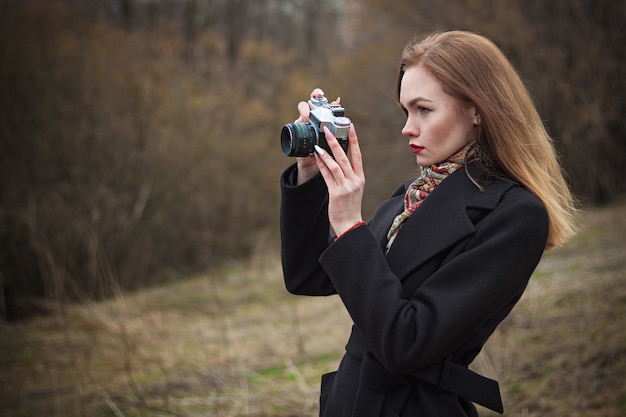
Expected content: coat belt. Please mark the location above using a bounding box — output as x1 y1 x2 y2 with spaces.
352 351 504 416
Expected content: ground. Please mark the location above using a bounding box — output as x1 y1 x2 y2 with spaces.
1 202 624 417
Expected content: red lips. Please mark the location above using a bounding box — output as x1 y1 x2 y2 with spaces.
410 144 424 154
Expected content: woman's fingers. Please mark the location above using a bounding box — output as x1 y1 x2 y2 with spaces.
296 101 311 122
320 126 360 177
313 126 365 235
347 124 363 177
315 128 345 176
313 142 337 185
295 88 340 122
295 89 323 123
311 88 325 99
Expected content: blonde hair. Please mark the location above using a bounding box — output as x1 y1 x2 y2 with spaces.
396 31 578 249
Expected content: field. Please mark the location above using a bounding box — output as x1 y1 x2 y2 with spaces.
1 202 625 417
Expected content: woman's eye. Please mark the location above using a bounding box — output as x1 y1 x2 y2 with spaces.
417 106 431 114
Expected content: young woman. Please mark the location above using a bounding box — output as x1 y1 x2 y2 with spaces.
279 30 578 417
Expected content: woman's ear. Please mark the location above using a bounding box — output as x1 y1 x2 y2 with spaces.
473 110 481 126
467 104 481 125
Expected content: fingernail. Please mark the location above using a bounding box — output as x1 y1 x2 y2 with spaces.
314 145 325 156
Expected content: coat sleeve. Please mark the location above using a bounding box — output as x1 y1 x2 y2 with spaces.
280 164 337 296
318 190 549 374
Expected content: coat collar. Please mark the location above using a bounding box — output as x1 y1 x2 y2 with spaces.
381 163 515 278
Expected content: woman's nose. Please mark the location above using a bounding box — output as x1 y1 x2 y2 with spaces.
402 118 418 137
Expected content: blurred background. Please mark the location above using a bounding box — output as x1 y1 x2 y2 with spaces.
0 0 624 318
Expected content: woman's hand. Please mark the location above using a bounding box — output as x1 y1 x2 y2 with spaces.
295 88 339 185
314 123 365 237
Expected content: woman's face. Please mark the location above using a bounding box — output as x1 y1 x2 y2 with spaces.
400 65 479 167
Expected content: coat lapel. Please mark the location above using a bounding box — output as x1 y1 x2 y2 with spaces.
382 164 514 279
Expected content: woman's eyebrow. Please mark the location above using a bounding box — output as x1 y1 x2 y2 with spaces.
402 96 433 108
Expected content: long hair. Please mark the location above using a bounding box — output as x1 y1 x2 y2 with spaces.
396 31 578 249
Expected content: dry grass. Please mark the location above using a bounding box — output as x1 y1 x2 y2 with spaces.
1 202 625 417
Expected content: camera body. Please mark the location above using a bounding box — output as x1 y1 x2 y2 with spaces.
281 96 351 157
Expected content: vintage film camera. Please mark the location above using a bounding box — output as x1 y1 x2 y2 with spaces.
281 96 351 157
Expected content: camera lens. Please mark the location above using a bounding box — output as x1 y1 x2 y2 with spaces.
281 123 318 157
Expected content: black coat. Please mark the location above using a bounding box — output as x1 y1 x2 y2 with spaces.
280 161 549 417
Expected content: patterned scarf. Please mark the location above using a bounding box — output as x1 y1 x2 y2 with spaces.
385 143 477 252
